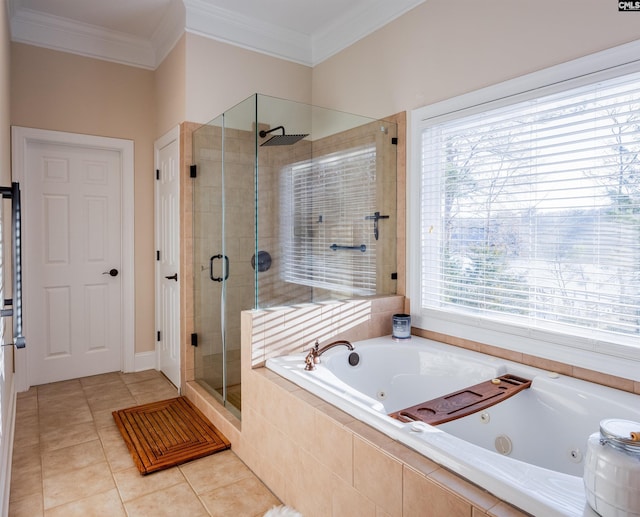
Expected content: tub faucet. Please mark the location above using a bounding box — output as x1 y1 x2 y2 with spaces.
304 339 354 371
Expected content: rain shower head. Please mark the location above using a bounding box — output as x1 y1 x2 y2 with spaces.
259 126 308 146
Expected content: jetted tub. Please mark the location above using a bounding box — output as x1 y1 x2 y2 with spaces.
266 336 640 517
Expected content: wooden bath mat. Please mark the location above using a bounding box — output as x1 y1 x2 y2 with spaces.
389 374 532 426
113 396 230 475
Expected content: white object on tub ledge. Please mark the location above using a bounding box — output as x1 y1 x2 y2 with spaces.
583 419 640 517
266 335 640 517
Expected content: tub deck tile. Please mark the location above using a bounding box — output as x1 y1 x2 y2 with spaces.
346 420 394 449
486 501 534 517
316 402 356 426
403 466 470 517
381 440 439 477
428 466 499 512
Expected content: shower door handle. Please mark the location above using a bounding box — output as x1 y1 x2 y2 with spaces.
209 254 230 282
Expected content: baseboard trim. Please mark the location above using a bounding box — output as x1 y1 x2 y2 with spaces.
1 375 16 517
133 351 157 372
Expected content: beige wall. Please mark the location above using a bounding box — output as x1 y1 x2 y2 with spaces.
8 35 313 361
312 0 640 118
10 43 157 354
9 0 640 370
155 34 186 137
0 0 8 183
1 0 14 508
184 33 312 124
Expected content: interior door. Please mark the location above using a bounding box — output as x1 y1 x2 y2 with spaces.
22 137 123 385
155 127 181 388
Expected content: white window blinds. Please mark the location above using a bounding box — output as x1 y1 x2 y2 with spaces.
421 72 640 345
281 146 377 295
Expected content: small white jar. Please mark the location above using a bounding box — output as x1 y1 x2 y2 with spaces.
584 419 640 517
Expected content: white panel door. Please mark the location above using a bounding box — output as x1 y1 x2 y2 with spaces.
25 140 122 384
155 127 180 388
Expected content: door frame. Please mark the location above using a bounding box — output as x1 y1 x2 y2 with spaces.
154 125 181 387
11 126 135 391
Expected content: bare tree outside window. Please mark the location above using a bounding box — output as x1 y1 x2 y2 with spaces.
423 76 640 341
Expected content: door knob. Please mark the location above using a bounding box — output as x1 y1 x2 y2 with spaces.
102 268 119 277
165 273 178 281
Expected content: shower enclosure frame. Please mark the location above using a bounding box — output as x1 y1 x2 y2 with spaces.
190 94 398 419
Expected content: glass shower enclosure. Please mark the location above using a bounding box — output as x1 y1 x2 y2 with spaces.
191 94 397 418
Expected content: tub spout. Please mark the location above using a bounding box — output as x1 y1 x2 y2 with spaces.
304 339 354 371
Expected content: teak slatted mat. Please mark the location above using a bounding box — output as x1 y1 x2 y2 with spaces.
113 396 231 475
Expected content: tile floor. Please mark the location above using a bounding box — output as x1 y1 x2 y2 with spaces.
8 369 281 516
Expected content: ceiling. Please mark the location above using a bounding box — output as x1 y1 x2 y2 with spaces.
7 0 425 69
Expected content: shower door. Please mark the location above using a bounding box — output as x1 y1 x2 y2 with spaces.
192 97 257 419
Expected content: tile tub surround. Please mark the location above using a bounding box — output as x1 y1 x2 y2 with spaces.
184 307 530 517
414 328 640 396
181 299 639 516
250 296 407 367
242 368 530 517
183 295 407 454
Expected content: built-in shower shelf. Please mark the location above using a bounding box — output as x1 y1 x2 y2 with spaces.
389 374 532 426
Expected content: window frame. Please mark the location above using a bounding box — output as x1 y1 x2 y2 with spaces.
410 39 640 381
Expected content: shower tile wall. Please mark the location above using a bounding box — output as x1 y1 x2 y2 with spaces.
191 124 254 389
257 135 313 307
185 109 403 398
223 126 257 385
192 124 220 386
250 296 406 367
179 122 197 390
303 119 398 297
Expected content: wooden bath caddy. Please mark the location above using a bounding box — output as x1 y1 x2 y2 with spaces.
389 374 532 425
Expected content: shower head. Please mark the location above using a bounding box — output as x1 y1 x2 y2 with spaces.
262 134 308 146
259 125 308 146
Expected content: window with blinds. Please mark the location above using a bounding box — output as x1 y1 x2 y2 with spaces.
280 145 377 295
420 71 640 346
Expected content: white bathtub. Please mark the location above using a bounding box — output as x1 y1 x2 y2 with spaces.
266 336 640 517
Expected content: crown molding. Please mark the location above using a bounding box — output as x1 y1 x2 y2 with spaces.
151 0 186 66
9 0 425 69
182 0 425 67
10 8 157 69
9 0 184 70
183 0 311 66
312 0 425 65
